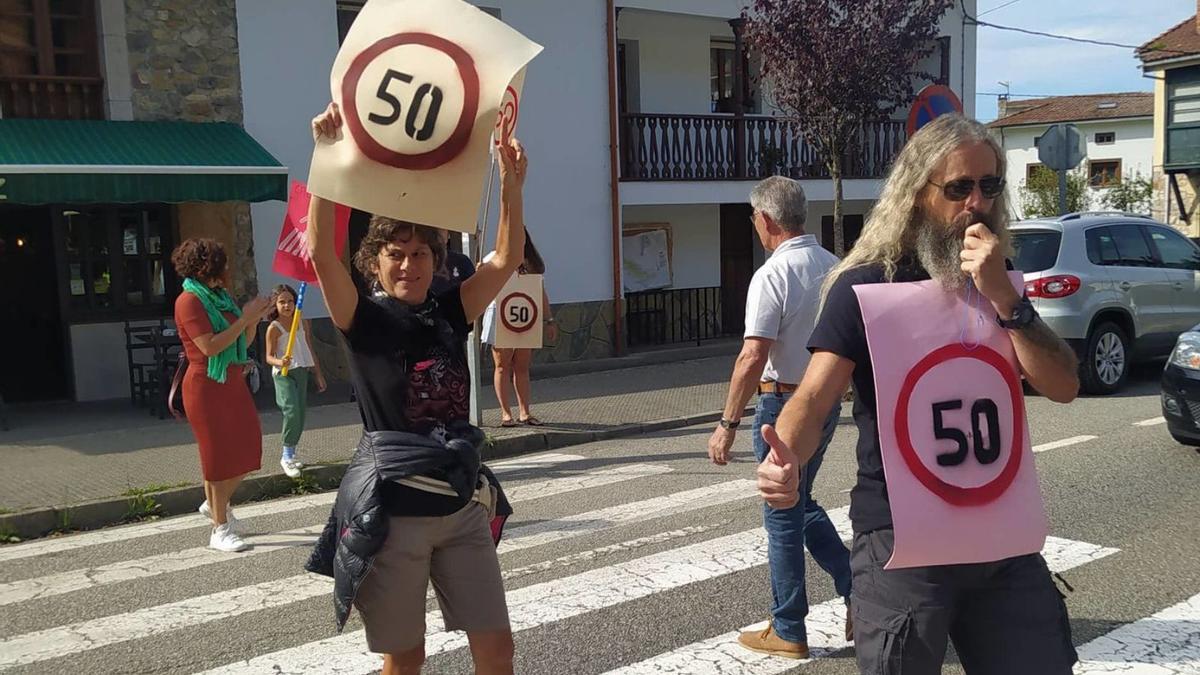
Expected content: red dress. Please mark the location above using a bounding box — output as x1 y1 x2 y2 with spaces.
175 293 262 481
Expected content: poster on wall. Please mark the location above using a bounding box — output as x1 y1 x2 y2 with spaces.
307 0 542 233
622 226 672 293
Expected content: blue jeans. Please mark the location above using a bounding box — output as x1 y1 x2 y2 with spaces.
752 394 852 643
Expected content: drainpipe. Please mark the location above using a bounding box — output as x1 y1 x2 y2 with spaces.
606 0 625 355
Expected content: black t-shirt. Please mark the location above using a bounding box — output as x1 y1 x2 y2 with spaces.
808 258 1014 535
430 251 476 296
341 287 473 516
807 259 932 535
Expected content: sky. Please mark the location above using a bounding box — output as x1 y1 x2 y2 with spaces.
973 0 1193 122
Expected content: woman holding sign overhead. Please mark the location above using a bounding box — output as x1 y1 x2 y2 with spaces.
304 102 525 675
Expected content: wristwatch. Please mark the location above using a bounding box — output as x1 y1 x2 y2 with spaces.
997 295 1036 329
719 418 740 430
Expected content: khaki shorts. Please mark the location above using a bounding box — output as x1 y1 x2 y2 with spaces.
353 503 511 654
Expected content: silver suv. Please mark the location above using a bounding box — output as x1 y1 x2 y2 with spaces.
1010 212 1200 395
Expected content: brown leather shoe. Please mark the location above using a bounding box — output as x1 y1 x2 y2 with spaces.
845 603 854 643
737 623 810 659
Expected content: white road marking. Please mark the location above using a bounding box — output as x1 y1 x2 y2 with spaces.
0 458 666 605
498 479 756 554
0 575 332 668
1074 593 1200 674
1034 436 1098 453
1134 417 1167 427
194 527 784 674
0 452 584 564
605 536 1120 674
504 463 673 503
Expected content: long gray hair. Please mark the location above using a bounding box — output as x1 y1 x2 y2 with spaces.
821 114 1012 299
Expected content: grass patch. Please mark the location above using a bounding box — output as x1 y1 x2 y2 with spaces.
122 489 163 523
288 471 321 496
52 507 77 534
0 507 14 515
119 481 192 497
0 523 22 545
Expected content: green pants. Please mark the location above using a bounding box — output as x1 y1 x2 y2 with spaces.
273 367 309 448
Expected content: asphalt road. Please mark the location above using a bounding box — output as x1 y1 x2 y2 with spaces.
1 364 1196 674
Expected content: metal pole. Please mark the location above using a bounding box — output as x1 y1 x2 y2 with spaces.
468 151 498 427
465 230 483 428
1057 170 1069 216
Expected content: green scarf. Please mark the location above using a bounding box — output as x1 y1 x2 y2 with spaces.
182 277 247 383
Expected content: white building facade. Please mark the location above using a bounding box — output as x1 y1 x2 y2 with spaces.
236 0 979 364
988 93 1154 220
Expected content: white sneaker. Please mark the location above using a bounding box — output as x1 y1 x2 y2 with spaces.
280 458 303 479
198 501 239 532
208 523 247 552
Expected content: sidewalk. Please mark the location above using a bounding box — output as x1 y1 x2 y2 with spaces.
2 343 750 513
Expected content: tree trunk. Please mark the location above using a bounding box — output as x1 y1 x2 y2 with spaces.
830 145 845 256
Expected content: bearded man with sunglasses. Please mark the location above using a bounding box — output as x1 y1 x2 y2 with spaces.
755 114 1081 674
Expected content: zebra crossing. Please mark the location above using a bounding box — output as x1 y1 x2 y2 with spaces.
1 440 1197 674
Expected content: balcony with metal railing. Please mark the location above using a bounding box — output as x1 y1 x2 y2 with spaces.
619 113 906 182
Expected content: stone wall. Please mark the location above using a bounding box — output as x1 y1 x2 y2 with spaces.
1152 168 1200 238
125 0 243 123
126 0 258 295
176 202 257 300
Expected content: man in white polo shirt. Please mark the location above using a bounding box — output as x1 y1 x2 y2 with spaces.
707 176 850 660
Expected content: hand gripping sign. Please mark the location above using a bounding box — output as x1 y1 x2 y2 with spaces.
308 0 542 233
494 273 543 349
273 180 350 285
854 273 1048 569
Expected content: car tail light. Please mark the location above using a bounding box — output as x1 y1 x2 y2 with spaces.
1024 275 1081 299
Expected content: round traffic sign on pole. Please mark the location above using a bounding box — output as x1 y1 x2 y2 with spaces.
906 84 963 137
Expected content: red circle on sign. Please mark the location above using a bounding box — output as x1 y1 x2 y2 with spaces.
894 343 1023 507
495 85 519 145
499 291 538 333
341 32 480 170
906 84 964 137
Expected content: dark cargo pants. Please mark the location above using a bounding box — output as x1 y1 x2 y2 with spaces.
851 528 1077 675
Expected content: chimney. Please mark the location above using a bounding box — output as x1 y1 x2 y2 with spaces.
998 95 1010 119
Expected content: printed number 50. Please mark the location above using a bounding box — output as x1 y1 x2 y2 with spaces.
368 69 443 142
508 305 530 324
931 398 1001 467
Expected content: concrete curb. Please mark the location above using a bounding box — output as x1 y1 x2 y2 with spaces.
0 405 854 542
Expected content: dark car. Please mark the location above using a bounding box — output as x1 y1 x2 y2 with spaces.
1162 324 1200 447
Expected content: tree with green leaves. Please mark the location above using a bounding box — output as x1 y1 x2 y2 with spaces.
1019 166 1090 219
1098 172 1154 215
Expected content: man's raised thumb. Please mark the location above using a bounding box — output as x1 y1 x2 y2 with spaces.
761 424 795 469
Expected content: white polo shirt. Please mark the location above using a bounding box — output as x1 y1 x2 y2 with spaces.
743 234 840 385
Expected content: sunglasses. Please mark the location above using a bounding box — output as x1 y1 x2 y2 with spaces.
928 176 1006 201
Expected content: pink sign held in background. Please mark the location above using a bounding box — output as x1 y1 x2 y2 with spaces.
854 273 1048 569
273 180 350 284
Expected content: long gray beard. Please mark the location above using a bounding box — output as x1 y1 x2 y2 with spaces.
915 222 969 294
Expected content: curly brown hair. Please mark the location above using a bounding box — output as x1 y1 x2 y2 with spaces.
353 215 447 282
171 238 228 283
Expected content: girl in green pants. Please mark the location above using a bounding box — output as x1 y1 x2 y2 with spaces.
265 285 326 478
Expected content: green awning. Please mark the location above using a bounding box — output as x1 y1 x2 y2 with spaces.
0 119 288 204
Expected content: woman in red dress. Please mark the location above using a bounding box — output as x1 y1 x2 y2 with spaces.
171 238 271 552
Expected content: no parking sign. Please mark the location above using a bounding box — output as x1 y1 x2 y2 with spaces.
906 84 963 137
308 0 542 233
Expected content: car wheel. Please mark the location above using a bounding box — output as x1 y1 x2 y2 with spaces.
1081 322 1129 395
1170 430 1200 447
